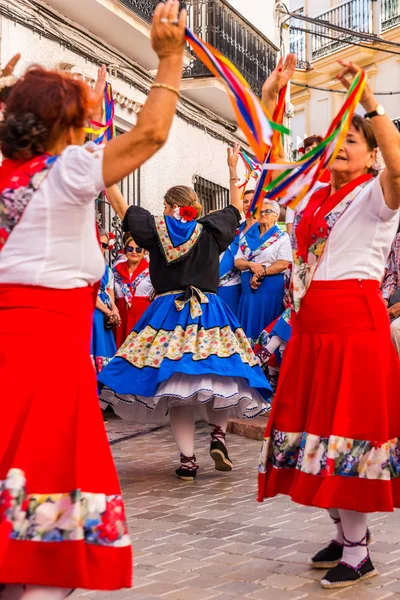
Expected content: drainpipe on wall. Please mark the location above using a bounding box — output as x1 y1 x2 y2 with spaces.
371 0 382 36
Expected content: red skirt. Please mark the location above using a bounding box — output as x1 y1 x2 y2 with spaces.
258 279 400 513
115 296 151 348
0 284 132 589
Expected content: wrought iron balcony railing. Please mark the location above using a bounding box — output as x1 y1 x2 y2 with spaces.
183 0 277 98
290 0 400 65
117 0 157 24
311 0 371 61
118 0 278 98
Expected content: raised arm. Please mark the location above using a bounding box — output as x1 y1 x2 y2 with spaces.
227 142 243 213
337 60 400 210
102 0 186 187
262 54 297 162
106 185 128 220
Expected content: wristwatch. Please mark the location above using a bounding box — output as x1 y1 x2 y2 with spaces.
364 104 385 119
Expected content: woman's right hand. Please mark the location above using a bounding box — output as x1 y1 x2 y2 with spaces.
151 0 186 60
262 53 297 104
249 262 265 277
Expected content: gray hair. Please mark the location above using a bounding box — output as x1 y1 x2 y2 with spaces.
263 200 280 217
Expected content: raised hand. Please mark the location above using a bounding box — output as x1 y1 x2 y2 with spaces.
227 141 241 173
1 53 21 77
151 0 187 60
92 64 107 124
262 53 297 103
336 59 376 112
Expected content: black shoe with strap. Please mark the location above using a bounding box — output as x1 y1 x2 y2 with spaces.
320 532 377 589
175 454 198 481
311 528 372 569
209 425 233 472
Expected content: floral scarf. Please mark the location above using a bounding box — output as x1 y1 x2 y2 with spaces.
239 224 284 262
0 154 58 251
292 174 373 312
113 258 150 307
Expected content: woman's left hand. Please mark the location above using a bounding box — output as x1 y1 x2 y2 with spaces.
336 60 377 113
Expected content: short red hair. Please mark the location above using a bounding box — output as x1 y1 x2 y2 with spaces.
0 67 97 159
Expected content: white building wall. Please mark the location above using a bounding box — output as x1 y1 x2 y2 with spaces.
1 19 246 215
229 0 277 43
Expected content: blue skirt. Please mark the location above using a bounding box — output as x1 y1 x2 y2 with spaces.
238 272 285 344
271 308 292 343
217 284 241 318
98 292 271 425
90 308 117 373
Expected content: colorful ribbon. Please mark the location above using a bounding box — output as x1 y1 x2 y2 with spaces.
85 82 115 144
249 85 288 217
185 28 288 164
259 71 367 209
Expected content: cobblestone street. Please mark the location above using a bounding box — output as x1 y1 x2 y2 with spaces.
74 418 400 600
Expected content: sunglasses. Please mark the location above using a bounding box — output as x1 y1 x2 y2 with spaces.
259 209 276 216
125 246 143 253
101 242 109 249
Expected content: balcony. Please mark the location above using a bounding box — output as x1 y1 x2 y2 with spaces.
182 0 278 99
290 0 400 67
119 0 278 100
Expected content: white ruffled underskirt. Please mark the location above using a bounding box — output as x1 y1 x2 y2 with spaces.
101 373 270 425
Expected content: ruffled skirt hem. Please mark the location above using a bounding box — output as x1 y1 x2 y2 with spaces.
101 373 270 425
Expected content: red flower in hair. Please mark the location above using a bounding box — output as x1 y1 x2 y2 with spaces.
179 206 197 222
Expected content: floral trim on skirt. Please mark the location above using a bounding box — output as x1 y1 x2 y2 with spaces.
258 279 400 513
99 292 271 425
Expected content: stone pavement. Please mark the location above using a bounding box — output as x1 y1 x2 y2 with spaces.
74 418 400 600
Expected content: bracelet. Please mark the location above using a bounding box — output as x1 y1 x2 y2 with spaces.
150 82 181 99
230 176 240 181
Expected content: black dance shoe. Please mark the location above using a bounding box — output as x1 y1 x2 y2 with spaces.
310 540 344 569
311 528 372 569
321 555 378 589
175 454 198 481
210 439 233 471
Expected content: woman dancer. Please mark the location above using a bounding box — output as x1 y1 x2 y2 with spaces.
99 185 272 480
91 230 119 372
0 1 187 597
258 59 400 590
113 232 153 348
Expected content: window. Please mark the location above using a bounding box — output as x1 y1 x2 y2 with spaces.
193 175 229 215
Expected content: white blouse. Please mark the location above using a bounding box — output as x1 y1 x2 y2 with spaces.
235 231 293 267
0 144 105 289
312 175 399 281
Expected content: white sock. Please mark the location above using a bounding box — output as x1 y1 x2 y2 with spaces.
22 587 72 600
169 406 195 458
338 509 368 568
266 336 282 354
328 508 344 544
0 585 24 600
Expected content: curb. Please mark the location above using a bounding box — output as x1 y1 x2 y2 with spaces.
227 415 269 441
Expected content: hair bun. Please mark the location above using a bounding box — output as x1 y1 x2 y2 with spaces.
0 112 49 159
